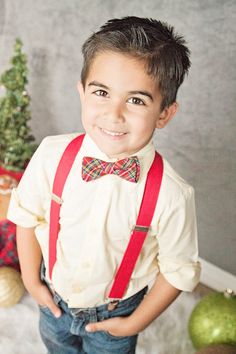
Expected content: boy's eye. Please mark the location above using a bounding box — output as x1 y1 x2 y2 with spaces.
93 89 108 97
128 97 145 105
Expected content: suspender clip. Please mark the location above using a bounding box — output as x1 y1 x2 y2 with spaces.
107 300 119 311
132 225 149 233
51 193 63 205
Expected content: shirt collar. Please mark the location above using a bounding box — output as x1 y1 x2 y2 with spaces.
80 133 156 179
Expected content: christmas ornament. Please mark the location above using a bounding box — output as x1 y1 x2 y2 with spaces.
195 344 236 354
0 266 24 307
189 289 236 349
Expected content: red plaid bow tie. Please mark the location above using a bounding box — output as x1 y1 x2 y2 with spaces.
82 156 140 183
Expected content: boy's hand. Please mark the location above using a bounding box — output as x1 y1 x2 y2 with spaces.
28 281 62 318
86 274 181 338
85 316 136 337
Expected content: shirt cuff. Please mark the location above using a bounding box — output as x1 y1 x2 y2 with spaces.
158 258 201 292
7 188 43 228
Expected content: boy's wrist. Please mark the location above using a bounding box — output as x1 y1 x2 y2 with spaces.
125 313 145 335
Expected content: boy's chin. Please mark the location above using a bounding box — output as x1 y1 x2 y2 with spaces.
87 131 140 159
99 144 133 159
101 148 130 159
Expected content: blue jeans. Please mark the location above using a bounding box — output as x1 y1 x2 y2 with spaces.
39 265 148 354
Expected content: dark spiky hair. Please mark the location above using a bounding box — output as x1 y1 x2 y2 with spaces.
81 16 191 110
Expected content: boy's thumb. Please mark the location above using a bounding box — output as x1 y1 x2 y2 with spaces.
48 300 62 318
86 322 101 332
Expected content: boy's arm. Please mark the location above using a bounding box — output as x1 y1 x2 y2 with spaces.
86 273 181 336
126 273 181 333
16 226 61 318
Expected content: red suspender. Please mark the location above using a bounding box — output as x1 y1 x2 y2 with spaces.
49 134 85 279
108 152 163 298
48 135 163 300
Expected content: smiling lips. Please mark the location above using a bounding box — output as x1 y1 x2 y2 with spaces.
101 128 127 137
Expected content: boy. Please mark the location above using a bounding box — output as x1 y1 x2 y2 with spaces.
7 16 201 354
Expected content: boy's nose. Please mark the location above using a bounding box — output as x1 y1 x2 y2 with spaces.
105 101 125 123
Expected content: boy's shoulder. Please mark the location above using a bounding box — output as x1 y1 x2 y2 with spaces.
161 157 195 202
40 132 82 150
36 132 84 172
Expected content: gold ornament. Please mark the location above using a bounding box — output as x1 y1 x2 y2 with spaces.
0 267 25 307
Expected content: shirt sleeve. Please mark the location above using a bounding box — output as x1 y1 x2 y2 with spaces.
157 185 201 291
7 138 50 228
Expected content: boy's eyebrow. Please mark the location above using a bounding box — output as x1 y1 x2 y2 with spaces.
88 81 154 101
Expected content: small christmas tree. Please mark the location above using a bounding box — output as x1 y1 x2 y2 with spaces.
0 38 37 172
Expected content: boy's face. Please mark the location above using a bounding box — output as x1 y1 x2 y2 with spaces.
78 51 177 159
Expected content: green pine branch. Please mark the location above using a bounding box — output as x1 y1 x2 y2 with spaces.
0 38 37 172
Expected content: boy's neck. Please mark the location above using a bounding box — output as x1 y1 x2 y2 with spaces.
86 133 154 161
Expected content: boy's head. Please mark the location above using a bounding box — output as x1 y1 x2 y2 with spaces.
81 16 191 111
78 17 191 159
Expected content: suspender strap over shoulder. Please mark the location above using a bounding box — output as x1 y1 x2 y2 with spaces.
49 134 85 279
48 135 163 300
108 152 163 299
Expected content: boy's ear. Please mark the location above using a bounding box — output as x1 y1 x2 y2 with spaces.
156 102 179 129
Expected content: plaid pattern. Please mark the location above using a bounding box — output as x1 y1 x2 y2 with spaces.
82 156 140 183
0 219 20 271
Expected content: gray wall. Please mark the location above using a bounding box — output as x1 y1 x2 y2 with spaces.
1 0 235 276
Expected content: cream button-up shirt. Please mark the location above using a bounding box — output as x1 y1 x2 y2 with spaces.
7 133 201 307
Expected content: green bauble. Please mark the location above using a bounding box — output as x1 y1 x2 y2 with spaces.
188 289 236 349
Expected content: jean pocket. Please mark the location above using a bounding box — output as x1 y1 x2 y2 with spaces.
102 330 130 341
38 304 51 314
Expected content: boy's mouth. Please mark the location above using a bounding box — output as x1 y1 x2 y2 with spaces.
100 128 127 137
